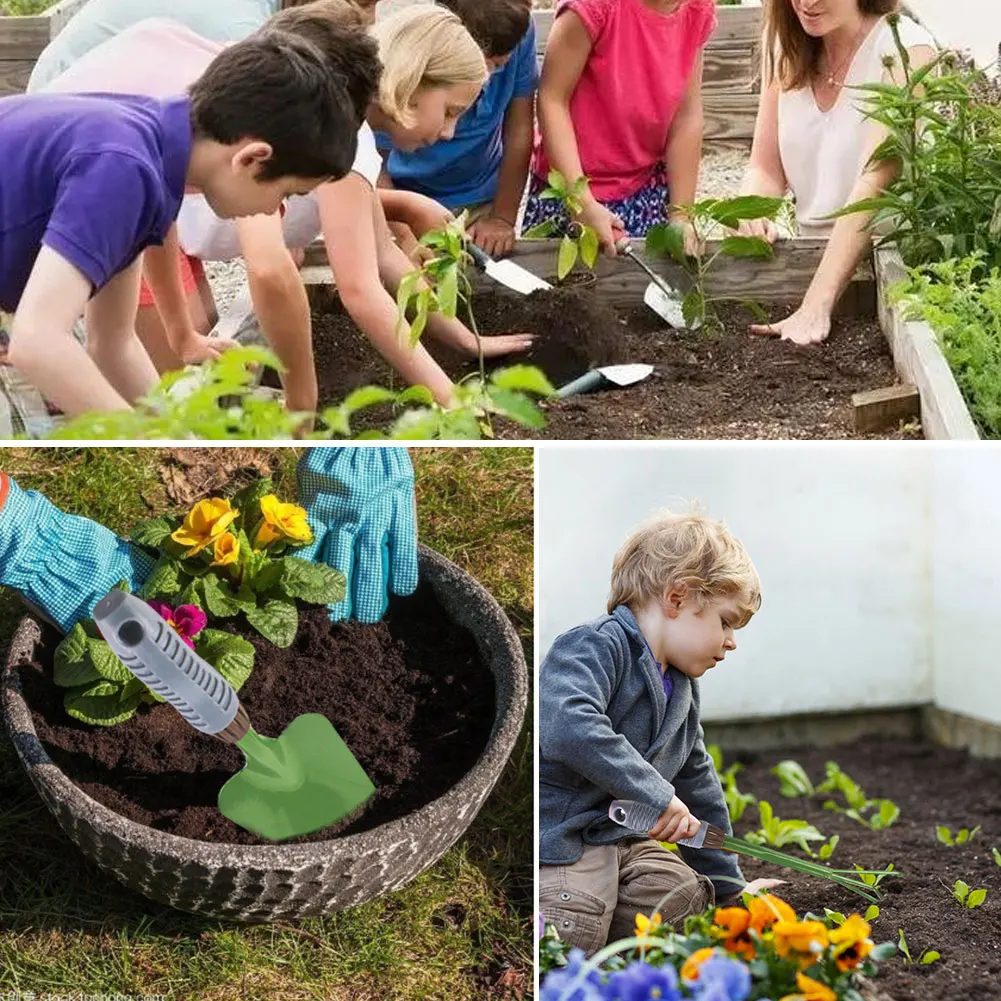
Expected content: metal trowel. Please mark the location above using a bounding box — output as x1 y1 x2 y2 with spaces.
608 799 725 849
616 239 700 331
92 590 375 841
466 242 552 295
557 364 654 398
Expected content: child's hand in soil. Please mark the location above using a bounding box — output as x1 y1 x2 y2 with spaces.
749 302 831 345
0 473 155 633
296 448 418 624
649 795 702 843
459 332 535 358
173 330 239 365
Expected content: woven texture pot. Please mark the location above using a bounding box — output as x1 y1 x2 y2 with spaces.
1 545 527 922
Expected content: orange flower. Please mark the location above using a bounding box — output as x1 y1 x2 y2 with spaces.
829 914 874 971
680 947 716 982
635 911 663 938
712 907 756 960
747 894 797 933
778 972 837 1001
773 920 829 966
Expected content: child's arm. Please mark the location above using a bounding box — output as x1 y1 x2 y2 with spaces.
9 247 139 415
540 626 677 808
467 95 534 257
537 10 624 253
142 224 235 364
664 52 706 256
237 212 317 418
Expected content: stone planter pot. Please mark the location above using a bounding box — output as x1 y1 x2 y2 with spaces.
1 545 527 922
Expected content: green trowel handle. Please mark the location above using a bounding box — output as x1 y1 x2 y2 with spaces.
557 370 605 399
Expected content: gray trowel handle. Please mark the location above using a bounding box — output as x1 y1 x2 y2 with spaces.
92 590 248 742
608 799 710 849
615 239 665 286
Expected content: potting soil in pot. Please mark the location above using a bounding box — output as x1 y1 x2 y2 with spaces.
16 582 495 846
731 737 1001 1001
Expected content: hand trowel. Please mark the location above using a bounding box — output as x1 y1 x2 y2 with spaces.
615 239 700 332
466 242 552 295
92 590 375 841
557 364 654 398
608 800 725 850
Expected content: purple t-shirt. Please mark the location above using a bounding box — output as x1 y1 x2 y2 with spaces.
0 92 191 311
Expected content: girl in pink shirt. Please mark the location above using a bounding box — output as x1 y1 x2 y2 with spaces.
524 0 716 254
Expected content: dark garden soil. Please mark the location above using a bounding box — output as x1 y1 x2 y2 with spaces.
15 582 495 846
308 287 920 440
730 738 1001 1001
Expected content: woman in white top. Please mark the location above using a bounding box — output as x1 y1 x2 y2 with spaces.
739 0 936 344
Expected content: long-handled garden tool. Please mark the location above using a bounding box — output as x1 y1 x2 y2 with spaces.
557 364 654 398
615 239 699 332
466 242 553 295
608 799 894 903
92 590 375 841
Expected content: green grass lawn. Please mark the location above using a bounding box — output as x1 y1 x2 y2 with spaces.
0 0 59 15
0 447 534 1001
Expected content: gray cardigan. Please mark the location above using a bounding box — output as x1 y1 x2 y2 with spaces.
539 605 745 899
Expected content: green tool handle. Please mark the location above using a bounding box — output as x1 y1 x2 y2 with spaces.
557 370 605 399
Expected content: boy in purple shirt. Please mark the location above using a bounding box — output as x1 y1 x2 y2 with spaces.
0 28 364 422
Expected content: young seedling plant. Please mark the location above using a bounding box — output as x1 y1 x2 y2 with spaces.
707 743 756 823
952 880 987 909
395 211 555 437
993 847 1001 867
819 761 901 831
644 195 786 330
936 825 981 846
771 759 816 798
521 170 600 282
744 800 827 855
897 928 941 966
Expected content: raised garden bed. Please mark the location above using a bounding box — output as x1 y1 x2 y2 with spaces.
0 0 88 96
296 236 968 439
2 544 528 920
729 737 1001 1001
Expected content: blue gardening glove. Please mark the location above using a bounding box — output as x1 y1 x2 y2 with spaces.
295 447 418 623
0 473 155 634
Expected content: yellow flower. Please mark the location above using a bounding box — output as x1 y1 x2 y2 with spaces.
778 972 837 1001
747 894 797 933
635 911 662 938
773 920 829 967
680 947 716 982
211 532 240 567
255 494 313 547
829 914 874 971
171 498 238 556
712 907 755 960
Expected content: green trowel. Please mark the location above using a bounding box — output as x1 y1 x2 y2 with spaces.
92 590 375 841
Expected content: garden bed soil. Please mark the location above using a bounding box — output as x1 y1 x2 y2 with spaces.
14 581 495 846
730 737 1001 1001
307 287 919 440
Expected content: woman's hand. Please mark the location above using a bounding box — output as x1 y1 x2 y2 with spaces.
749 301 831 345
738 217 780 244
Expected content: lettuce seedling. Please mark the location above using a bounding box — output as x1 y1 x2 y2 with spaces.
707 744 756 823
819 761 900 830
745 800 827 855
936 825 981 846
953 880 987 909
854 863 897 888
771 759 816 798
898 928 941 965
993 847 1001 867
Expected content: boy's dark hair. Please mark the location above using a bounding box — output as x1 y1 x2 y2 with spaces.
436 0 532 59
190 32 359 181
262 0 381 127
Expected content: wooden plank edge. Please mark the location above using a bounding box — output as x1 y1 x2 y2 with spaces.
852 383 920 434
875 246 980 440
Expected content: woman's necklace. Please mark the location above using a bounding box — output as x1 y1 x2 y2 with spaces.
820 19 869 89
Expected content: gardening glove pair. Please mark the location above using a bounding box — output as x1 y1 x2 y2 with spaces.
0 473 155 634
295 448 418 623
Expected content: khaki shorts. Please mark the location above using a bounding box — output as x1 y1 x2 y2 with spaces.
539 839 714 956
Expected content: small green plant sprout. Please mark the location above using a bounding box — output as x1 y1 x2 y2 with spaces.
744 800 827 855
897 928 941 966
993 847 1001 867
771 759 816 798
865 904 881 922
707 744 756 823
819 761 900 830
521 170 600 281
818 834 840 860
952 880 987 909
936 825 981 846
644 195 785 329
854 863 898 889
823 908 847 926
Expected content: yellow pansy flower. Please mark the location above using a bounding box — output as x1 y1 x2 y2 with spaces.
680 947 716 982
712 907 755 960
171 498 238 557
773 920 829 966
778 972 837 1001
829 914 874 971
255 494 313 547
635 911 662 938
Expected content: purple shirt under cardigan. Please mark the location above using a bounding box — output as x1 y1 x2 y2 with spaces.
0 92 191 311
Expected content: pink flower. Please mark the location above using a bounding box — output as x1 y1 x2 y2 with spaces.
148 600 208 648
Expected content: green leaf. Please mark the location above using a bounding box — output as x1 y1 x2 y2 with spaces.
953 880 969 903
870 940 898 962
342 386 398 414
865 905 880 921
410 291 430 347
64 680 142 727
139 557 183 599
819 834 839 860
396 384 435 406
896 928 911 962
490 365 556 398
824 909 846 926
230 477 273 533
557 235 579 280
720 235 775 259
521 219 556 240
486 387 546 430
936 826 954 845
707 195 785 227
682 288 705 327
707 743 724 773
871 800 900 830
966 888 987 909
130 516 176 548
771 759 815 798
437 262 459 318
921 950 941 965
177 577 205 611
245 599 298 648
993 847 1001 867
547 169 568 194
53 623 101 688
579 226 599 269
645 223 687 264
195 628 255 694
87 638 133 684
201 573 245 618
277 557 346 605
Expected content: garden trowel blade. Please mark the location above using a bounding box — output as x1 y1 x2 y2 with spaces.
643 280 700 332
218 713 375 841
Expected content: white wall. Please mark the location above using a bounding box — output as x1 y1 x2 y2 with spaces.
909 0 1000 70
537 446 1001 725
